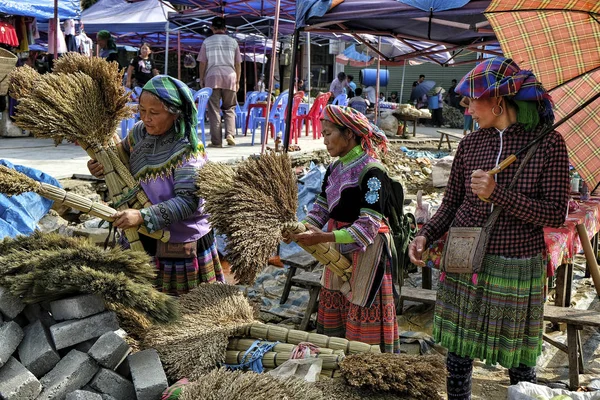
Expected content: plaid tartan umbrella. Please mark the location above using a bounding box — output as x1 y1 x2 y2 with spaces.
485 0 600 189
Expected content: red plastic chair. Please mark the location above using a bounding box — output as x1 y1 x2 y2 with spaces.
288 91 305 145
294 92 331 139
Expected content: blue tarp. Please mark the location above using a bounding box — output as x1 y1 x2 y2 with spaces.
0 0 80 21
0 160 61 239
296 0 332 28
81 0 175 34
397 0 470 12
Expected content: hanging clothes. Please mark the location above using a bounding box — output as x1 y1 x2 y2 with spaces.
0 22 19 47
16 17 29 52
48 19 67 55
63 19 77 52
76 31 92 56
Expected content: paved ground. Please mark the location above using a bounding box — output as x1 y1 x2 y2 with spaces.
0 125 463 179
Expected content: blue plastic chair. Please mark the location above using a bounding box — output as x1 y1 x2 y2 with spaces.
237 91 257 134
133 86 143 101
251 91 289 146
332 93 348 106
194 87 213 146
246 92 269 135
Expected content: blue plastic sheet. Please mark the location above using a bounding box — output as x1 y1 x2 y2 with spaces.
396 0 470 12
404 150 449 159
0 160 61 239
296 0 332 27
0 0 80 21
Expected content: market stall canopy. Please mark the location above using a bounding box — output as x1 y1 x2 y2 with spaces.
0 0 80 20
81 0 175 33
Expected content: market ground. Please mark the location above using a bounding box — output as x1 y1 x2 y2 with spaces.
0 125 460 179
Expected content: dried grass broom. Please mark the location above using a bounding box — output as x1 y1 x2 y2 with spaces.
0 165 168 242
7 54 165 252
196 153 352 285
0 232 179 323
179 368 324 400
143 284 255 381
339 353 446 400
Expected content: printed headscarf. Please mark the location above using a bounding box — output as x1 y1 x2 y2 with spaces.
142 75 200 150
321 105 388 157
455 57 554 125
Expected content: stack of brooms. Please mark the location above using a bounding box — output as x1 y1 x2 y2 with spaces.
8 54 169 252
195 153 352 284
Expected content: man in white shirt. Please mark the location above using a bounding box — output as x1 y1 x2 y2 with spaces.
363 85 376 105
329 72 347 98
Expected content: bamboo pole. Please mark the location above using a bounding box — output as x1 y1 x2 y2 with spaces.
576 224 600 298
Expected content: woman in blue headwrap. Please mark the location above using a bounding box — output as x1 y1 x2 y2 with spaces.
409 58 570 399
88 75 224 295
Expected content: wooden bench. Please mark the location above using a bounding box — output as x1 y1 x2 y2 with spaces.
437 130 463 150
543 305 600 390
290 271 322 331
279 252 318 305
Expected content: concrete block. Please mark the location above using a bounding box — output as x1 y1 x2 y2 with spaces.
18 320 61 377
50 311 119 350
128 349 168 400
88 331 130 370
101 395 117 400
115 357 130 379
0 357 42 400
0 311 3 324
74 338 99 354
66 390 103 400
50 294 105 321
0 286 25 319
0 321 24 368
89 368 135 400
38 350 100 400
23 303 56 327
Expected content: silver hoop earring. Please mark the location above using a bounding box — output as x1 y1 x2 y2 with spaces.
492 104 503 116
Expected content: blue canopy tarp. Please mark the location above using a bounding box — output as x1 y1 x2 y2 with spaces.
81 0 175 34
0 0 80 21
0 160 61 239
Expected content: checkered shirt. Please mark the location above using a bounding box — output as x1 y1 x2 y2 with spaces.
418 123 570 258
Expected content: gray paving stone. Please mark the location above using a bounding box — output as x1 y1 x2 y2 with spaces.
128 349 168 400
50 311 119 350
0 357 42 400
88 331 130 370
18 320 61 378
50 294 105 321
0 321 24 368
0 287 25 319
23 303 56 327
65 390 103 400
89 368 135 400
38 350 100 400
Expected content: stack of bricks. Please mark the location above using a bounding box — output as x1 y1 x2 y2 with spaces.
0 287 169 400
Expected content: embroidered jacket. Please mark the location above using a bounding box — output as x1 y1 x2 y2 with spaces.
123 121 210 243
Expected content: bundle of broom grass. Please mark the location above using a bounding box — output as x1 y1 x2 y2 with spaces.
0 232 179 323
8 54 167 252
0 165 168 242
196 153 352 285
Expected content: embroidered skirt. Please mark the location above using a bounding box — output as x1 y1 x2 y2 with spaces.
433 254 545 368
153 230 225 296
317 264 399 353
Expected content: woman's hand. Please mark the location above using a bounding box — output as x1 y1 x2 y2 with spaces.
471 169 496 199
408 236 427 267
112 209 143 230
87 159 105 178
287 224 333 246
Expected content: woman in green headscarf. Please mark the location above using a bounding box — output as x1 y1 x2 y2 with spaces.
96 30 118 64
87 75 225 295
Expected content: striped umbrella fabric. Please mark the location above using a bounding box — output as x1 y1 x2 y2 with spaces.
485 0 600 188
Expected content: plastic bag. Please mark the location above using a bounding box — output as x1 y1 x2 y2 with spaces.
508 382 600 400
414 190 431 224
267 358 322 382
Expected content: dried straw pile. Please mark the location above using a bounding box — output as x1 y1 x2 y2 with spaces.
143 283 255 381
179 369 324 400
0 164 41 195
0 232 179 323
339 353 446 400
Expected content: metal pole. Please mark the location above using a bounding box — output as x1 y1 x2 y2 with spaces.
282 29 300 153
306 32 311 104
164 23 170 74
399 61 406 103
261 0 282 154
177 31 181 80
253 46 258 89
243 40 247 100
261 22 270 75
53 0 58 60
374 37 381 124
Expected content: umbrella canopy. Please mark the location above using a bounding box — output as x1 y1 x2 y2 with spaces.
485 0 600 188
410 80 435 101
397 0 471 12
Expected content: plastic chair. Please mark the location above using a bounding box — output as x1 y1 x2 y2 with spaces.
237 91 258 135
246 92 269 135
295 92 331 139
193 87 213 146
288 91 305 145
133 86 143 101
251 91 289 146
332 93 348 106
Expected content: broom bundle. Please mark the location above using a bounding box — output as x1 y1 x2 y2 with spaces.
0 232 179 323
8 54 165 252
0 165 168 242
196 153 352 285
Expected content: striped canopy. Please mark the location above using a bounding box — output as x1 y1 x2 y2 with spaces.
485 0 600 188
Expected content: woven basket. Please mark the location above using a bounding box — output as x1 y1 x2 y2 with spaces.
0 48 18 96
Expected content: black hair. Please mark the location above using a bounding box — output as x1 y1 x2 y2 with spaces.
419 74 425 79
337 72 346 80
347 74 354 81
212 17 226 30
452 79 457 83
355 87 362 96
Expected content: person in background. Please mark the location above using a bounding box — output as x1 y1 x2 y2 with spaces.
409 57 570 399
445 79 461 109
87 75 224 295
298 79 306 92
460 96 473 135
255 74 266 92
378 92 385 103
96 30 118 64
430 86 445 128
387 91 399 103
348 87 368 114
412 74 425 88
363 85 376 106
198 17 241 148
286 105 398 353
126 43 159 89
346 74 356 98
329 72 347 98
